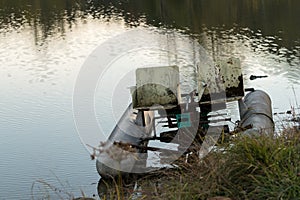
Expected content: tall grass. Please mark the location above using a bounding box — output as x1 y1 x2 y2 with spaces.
135 127 300 200
218 130 300 199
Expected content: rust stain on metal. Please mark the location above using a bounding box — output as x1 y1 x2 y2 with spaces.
133 66 180 109
198 57 244 103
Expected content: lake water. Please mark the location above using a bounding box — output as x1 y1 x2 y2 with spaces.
0 1 300 199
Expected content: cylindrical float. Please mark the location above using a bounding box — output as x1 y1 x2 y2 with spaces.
96 103 153 178
238 90 274 135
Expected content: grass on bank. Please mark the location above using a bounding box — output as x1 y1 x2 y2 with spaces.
134 127 300 200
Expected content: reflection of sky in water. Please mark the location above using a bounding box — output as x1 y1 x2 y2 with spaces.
0 12 300 199
0 20 128 199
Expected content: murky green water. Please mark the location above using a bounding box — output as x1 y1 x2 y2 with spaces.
0 0 299 199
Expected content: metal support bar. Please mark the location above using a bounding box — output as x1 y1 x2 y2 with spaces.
113 141 178 154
